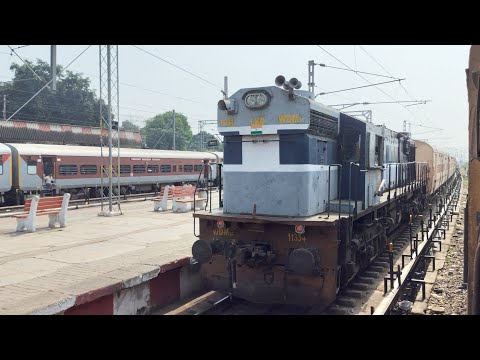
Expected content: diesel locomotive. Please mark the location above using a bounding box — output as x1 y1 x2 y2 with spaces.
191 75 457 309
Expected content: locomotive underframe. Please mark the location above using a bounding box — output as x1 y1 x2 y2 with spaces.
193 184 427 309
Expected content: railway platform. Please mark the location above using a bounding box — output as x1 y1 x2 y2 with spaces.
0 194 220 315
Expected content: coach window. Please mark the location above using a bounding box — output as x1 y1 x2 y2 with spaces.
120 165 131 174
80 165 97 175
172 165 177 172
59 165 77 175
184 165 193 172
179 165 183 172
27 161 37 175
161 165 171 173
133 165 146 173
194 165 203 171
148 165 159 173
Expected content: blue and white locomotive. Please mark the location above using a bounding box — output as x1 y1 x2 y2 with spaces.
192 76 427 309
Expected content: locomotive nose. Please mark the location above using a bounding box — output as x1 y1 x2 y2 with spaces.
192 240 213 264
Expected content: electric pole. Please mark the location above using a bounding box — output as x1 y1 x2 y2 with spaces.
308 60 315 96
50 45 57 91
173 109 176 150
224 76 228 98
98 45 122 217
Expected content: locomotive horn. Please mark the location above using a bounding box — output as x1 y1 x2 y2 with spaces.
289 78 302 89
275 75 286 87
218 100 227 110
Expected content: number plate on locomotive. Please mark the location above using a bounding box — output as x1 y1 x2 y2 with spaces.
288 233 306 242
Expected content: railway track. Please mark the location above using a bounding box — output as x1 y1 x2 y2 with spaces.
154 179 461 316
378 179 462 315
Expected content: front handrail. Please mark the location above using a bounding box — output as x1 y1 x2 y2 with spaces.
327 164 342 219
217 163 223 208
194 163 213 237
348 162 360 217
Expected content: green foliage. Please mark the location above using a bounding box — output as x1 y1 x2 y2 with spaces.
120 119 140 132
141 111 192 150
0 59 222 154
0 59 105 126
189 131 224 151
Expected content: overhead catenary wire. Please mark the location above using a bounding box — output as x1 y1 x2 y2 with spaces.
316 85 403 125
132 45 223 91
0 74 37 82
316 78 404 97
410 123 443 130
316 63 401 79
358 45 434 125
4 86 211 121
328 100 430 107
358 46 396 78
6 45 92 121
0 49 202 104
414 129 444 136
360 45 419 101
316 45 424 126
1 47 210 117
6 45 47 83
10 45 30 51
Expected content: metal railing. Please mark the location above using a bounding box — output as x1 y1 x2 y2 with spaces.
194 163 213 237
348 162 359 217
327 164 342 219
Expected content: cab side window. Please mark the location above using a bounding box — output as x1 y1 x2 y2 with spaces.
342 128 361 163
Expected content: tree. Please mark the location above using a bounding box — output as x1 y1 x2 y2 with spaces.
189 131 224 151
120 119 140 132
141 111 192 150
0 59 105 126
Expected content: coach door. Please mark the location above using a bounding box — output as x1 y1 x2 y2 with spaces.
42 156 56 179
203 159 210 179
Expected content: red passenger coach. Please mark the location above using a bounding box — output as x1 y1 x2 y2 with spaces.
3 143 222 203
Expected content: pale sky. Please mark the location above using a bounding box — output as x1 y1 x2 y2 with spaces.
0 45 470 161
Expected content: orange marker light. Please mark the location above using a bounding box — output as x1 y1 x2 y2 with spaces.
295 225 305 234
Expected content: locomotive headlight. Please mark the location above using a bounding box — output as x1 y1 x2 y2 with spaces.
244 91 270 109
256 93 267 107
245 95 257 107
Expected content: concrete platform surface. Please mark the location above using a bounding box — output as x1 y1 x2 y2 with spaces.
0 195 220 314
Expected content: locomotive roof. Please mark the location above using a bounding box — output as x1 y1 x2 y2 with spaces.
6 143 219 159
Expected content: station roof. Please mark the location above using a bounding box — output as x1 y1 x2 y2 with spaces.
0 120 143 148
